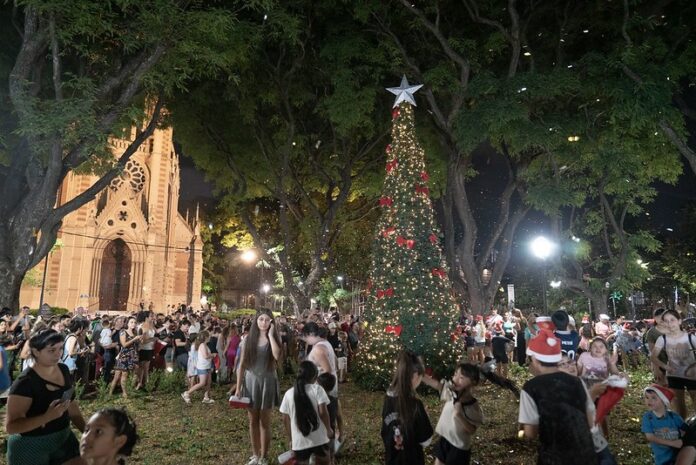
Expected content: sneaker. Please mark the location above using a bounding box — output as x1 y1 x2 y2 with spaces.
334 436 344 455
202 397 215 404
257 458 268 465
181 392 191 404
245 456 259 465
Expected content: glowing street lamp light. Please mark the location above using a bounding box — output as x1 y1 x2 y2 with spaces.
241 249 257 263
261 283 271 294
550 280 562 289
530 235 557 313
337 275 344 289
531 236 556 260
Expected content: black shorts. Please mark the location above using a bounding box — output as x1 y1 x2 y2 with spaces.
294 443 330 461
493 353 509 364
667 376 696 391
138 349 154 362
433 436 471 465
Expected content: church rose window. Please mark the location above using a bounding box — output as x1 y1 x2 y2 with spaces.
109 160 146 194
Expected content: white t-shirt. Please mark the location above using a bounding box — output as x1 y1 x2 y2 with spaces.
99 328 113 348
196 344 212 370
279 384 330 451
654 332 696 379
435 381 483 450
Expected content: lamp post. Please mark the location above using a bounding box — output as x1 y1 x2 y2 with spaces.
530 236 556 314
337 275 344 289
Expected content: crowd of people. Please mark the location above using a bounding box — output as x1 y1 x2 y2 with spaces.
2 301 696 464
0 303 362 465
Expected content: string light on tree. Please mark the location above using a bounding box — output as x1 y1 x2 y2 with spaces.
354 77 460 389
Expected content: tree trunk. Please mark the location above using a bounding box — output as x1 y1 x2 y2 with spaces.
0 256 27 312
288 288 310 318
591 293 609 319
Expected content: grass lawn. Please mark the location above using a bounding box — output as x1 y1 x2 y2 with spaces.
1 364 658 464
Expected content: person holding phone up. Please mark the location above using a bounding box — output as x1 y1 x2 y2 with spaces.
236 309 282 465
5 329 86 465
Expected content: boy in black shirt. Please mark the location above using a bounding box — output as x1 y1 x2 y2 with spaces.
518 330 597 465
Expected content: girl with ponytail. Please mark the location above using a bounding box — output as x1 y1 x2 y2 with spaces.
79 408 138 465
422 361 519 465
279 361 333 465
381 350 434 465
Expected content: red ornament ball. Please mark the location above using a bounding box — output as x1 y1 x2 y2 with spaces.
392 108 400 119
385 144 392 154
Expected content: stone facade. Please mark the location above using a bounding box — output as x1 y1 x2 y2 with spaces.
20 125 203 313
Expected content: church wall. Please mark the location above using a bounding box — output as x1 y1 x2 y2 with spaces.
19 125 202 314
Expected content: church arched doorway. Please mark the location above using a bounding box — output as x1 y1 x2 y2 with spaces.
99 239 132 311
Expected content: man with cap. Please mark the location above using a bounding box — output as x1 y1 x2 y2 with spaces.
518 330 597 465
642 383 685 465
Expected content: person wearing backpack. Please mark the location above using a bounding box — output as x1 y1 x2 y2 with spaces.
652 309 696 419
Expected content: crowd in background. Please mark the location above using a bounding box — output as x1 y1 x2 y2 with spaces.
3 300 696 465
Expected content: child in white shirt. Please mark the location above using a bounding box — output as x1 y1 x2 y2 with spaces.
279 361 333 465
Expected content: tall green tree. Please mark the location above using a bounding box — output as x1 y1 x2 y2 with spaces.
173 0 389 315
0 0 256 310
358 0 690 314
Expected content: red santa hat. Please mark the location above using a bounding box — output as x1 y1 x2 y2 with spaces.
526 330 562 363
535 316 555 331
644 384 675 409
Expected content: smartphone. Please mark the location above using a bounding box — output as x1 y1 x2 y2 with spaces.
61 387 75 403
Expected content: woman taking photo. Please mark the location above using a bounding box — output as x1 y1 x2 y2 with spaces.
236 309 282 465
109 317 142 399
5 329 86 465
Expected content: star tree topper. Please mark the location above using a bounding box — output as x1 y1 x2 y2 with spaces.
386 75 423 108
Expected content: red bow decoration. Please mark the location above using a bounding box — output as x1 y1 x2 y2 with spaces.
420 171 430 182
379 196 393 207
415 184 430 195
406 239 415 249
392 107 400 120
382 226 396 237
385 325 403 337
386 159 398 173
431 268 446 278
396 235 406 246
376 288 395 299
385 144 392 154
429 233 438 244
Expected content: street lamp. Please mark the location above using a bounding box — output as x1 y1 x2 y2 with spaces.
261 283 271 308
337 275 344 289
530 236 557 313
241 249 257 263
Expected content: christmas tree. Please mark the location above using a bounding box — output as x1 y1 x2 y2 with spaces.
354 77 461 390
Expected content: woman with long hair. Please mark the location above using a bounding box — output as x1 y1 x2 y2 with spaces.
235 309 282 465
381 350 433 465
182 330 214 404
5 329 86 465
135 311 156 390
652 309 696 419
109 317 142 399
